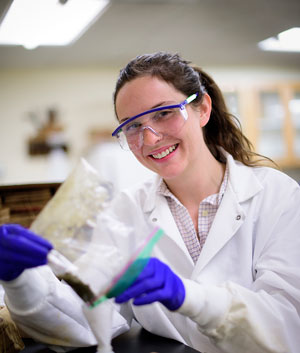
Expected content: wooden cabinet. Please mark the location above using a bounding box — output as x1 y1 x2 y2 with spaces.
223 83 300 168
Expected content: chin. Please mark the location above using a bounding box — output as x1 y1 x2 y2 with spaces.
158 168 183 181
142 158 185 180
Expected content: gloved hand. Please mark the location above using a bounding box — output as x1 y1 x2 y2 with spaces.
0 224 53 281
115 257 185 311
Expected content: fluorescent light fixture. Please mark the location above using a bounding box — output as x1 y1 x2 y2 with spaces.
0 0 110 50
258 27 300 52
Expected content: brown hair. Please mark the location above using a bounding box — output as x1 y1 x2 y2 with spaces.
113 52 274 167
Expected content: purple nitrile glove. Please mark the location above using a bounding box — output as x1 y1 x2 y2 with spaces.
0 224 53 281
115 257 185 311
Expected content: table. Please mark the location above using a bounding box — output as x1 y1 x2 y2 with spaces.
22 323 199 353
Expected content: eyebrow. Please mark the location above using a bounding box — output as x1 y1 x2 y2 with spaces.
119 100 175 124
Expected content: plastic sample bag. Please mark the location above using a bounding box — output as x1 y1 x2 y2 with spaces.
30 158 164 352
31 158 164 301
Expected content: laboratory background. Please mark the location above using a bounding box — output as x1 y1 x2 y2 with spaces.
0 0 300 320
0 0 300 194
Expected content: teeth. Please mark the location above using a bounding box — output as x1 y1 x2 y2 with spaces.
152 145 176 159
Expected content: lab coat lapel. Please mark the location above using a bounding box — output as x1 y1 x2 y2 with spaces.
194 182 245 274
194 154 263 274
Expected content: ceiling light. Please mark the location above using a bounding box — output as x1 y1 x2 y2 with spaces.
258 27 300 52
0 0 110 50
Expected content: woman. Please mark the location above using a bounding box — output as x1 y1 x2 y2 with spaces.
1 52 300 353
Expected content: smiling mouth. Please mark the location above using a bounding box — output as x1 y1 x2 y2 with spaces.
151 144 178 159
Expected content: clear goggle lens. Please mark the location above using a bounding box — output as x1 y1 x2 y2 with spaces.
116 105 188 151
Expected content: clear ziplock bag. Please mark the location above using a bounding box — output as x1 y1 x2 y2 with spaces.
30 158 164 305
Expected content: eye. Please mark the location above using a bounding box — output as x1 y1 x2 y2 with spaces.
154 109 174 120
124 121 141 133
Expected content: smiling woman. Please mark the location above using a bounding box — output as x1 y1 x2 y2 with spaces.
1 52 300 353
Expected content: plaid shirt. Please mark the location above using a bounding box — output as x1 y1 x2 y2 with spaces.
158 164 229 263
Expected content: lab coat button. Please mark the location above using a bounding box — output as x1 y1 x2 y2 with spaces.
236 215 241 220
152 217 157 222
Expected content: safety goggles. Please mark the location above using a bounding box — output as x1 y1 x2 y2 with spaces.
112 93 198 151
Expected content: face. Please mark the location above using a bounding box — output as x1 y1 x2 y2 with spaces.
115 75 211 182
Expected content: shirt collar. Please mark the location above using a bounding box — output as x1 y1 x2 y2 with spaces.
157 162 229 206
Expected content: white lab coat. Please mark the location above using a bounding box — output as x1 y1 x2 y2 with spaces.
3 153 300 353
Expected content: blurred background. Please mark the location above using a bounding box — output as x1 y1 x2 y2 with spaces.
0 0 300 190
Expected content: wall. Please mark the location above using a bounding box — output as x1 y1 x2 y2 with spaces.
1 66 300 186
0 67 118 184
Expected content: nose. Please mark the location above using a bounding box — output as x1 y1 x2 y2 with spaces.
142 126 163 146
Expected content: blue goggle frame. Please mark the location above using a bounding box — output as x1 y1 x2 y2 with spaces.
112 93 198 137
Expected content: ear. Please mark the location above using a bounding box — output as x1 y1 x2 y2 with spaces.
199 93 212 127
